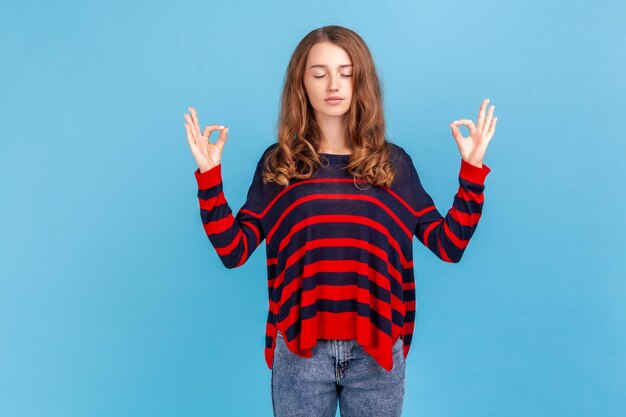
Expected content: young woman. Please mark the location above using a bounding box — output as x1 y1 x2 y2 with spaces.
184 25 496 417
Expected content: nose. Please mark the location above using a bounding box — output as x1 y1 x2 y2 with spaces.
329 74 339 92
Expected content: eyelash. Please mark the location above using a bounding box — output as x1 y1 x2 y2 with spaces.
313 74 352 78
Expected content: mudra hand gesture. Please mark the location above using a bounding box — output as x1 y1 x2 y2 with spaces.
449 98 497 168
184 106 229 173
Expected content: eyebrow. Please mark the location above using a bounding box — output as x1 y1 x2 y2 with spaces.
309 64 353 69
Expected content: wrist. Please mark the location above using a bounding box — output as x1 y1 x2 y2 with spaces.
195 163 222 189
199 163 220 174
459 158 491 184
462 158 483 168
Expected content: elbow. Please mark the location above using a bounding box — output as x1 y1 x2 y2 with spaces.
221 258 243 269
221 252 252 269
441 257 462 264
436 240 464 263
440 250 463 263
450 251 465 263
214 244 249 269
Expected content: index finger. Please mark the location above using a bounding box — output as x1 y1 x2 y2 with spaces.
200 124 227 141
477 98 489 132
189 106 202 136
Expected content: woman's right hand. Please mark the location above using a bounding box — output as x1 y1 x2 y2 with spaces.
184 106 229 173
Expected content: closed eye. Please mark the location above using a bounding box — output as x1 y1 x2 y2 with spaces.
314 74 353 78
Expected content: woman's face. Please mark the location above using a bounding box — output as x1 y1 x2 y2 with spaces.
303 41 354 119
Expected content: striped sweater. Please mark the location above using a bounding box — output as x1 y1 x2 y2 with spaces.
194 142 491 371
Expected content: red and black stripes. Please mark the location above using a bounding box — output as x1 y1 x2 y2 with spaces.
194 143 491 372
195 162 266 268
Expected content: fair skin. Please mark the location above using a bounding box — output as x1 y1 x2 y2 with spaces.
183 43 497 172
450 98 497 168
302 41 354 155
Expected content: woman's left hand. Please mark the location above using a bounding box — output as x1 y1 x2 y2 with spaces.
449 98 497 168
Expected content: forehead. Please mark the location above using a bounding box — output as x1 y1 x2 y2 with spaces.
306 41 352 68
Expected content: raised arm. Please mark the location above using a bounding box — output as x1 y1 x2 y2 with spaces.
194 159 266 268
410 157 491 262
411 97 497 261
184 105 267 268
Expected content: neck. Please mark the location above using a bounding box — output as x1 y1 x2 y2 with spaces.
316 113 352 153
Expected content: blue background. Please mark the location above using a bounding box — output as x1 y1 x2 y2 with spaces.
1 0 624 416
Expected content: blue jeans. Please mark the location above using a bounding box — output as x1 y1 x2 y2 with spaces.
271 332 406 417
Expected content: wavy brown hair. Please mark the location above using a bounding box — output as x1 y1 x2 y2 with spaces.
261 25 397 188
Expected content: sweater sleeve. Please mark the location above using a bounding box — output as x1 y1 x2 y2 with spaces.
409 156 491 263
194 153 267 269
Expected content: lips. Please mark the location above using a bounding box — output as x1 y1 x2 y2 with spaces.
325 97 344 104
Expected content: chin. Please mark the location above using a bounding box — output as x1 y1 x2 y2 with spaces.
317 105 350 117
320 110 349 118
